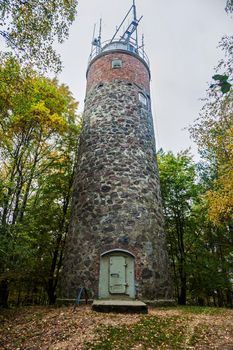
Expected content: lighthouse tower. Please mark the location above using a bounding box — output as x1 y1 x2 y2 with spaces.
61 2 173 305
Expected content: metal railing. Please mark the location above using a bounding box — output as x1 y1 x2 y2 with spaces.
88 39 150 67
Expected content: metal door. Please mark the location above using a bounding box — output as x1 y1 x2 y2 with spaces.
109 256 127 294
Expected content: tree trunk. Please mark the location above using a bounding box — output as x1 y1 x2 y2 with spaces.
46 174 74 304
226 288 233 307
178 270 186 305
176 214 187 305
47 278 57 305
217 289 224 307
0 279 9 308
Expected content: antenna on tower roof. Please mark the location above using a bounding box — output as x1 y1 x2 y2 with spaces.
88 1 149 67
133 0 139 51
98 18 102 47
133 0 136 15
90 18 102 58
109 0 142 50
91 23 96 46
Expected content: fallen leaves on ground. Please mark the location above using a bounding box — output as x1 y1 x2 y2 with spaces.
0 305 232 349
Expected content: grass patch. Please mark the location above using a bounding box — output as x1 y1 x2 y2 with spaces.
188 324 209 347
84 315 189 350
176 306 227 315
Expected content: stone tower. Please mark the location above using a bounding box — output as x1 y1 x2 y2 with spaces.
61 2 173 304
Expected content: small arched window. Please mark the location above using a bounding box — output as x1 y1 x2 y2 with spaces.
97 83 104 89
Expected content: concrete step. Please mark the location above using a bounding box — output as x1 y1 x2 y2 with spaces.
92 299 148 313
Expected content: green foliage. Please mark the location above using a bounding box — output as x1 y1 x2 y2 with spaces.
176 305 227 315
190 36 233 227
157 150 233 307
211 75 231 94
157 149 199 304
0 0 78 72
157 149 198 215
84 316 187 350
0 57 81 306
212 74 229 82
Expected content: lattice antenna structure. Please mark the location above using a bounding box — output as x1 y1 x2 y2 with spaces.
88 0 149 67
110 0 142 50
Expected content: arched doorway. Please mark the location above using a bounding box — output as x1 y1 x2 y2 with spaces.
99 249 135 299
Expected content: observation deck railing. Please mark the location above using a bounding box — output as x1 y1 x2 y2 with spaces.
88 39 150 68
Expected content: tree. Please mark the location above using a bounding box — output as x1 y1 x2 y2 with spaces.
190 37 233 227
0 0 78 72
158 150 233 306
0 57 80 306
187 11 233 305
225 0 233 13
157 150 199 305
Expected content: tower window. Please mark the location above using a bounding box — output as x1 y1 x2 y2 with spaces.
112 59 122 69
97 83 104 89
139 92 147 106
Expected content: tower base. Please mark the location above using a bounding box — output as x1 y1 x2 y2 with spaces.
92 299 148 313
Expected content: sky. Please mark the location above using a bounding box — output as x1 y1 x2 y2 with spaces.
3 0 232 158
56 0 232 158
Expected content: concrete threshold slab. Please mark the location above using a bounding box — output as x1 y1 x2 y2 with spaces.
92 299 148 314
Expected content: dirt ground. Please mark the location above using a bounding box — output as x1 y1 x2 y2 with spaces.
0 305 232 350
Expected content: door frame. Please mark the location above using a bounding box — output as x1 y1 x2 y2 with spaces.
98 249 135 299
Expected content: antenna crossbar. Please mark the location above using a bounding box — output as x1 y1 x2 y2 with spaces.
120 15 142 44
109 4 134 44
89 0 149 67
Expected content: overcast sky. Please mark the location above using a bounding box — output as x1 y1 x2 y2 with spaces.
56 0 232 158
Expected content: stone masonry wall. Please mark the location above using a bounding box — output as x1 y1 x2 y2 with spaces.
61 52 173 301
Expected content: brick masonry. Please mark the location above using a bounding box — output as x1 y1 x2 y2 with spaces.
61 50 173 301
86 51 150 93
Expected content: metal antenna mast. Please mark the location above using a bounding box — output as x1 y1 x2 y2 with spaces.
98 18 102 48
109 0 142 49
109 5 134 44
90 23 96 55
91 18 102 56
133 0 138 49
89 0 149 66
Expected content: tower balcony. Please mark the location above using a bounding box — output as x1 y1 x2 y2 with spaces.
88 39 150 69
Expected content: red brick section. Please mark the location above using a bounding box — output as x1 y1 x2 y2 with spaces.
86 51 150 93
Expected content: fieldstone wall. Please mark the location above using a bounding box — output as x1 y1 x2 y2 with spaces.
61 52 173 301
